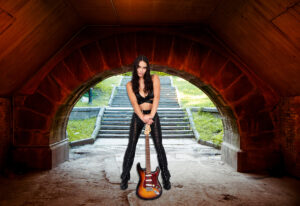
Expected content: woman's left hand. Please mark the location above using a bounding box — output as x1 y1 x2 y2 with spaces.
143 114 152 121
146 119 154 125
144 114 154 124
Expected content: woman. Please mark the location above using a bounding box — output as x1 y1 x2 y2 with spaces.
120 55 171 190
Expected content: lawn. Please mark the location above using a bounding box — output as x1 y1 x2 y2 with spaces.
192 111 223 145
74 75 123 107
171 76 215 108
66 117 97 142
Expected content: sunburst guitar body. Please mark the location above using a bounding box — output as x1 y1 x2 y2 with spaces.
136 124 162 200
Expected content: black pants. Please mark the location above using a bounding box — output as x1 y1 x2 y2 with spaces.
120 110 171 182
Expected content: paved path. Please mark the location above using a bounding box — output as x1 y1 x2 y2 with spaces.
1 139 299 205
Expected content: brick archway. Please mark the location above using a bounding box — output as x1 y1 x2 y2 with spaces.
13 30 279 173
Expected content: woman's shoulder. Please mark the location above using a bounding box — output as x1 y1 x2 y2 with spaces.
151 74 160 83
151 74 159 80
126 81 133 91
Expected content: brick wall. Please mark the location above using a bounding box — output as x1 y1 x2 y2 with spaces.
280 97 300 177
0 98 11 171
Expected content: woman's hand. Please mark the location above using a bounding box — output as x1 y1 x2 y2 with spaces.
143 114 154 125
146 119 154 125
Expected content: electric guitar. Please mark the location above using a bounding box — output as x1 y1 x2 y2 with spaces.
136 124 162 200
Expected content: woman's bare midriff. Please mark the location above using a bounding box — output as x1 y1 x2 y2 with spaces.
139 102 153 111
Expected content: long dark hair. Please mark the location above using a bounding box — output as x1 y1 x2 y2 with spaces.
131 55 153 94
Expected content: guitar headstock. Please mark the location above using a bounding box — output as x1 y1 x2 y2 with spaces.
144 124 151 135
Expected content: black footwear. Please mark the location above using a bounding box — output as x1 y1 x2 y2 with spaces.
120 179 128 190
163 179 171 190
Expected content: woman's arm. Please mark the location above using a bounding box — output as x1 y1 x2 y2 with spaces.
126 81 144 121
150 74 160 118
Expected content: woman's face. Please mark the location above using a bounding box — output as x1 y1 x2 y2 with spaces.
137 60 147 78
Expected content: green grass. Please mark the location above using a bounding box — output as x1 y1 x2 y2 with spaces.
66 117 97 142
74 75 123 107
171 76 215 108
192 111 223 146
123 71 171 76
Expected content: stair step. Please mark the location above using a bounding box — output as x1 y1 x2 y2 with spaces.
105 107 184 111
111 104 180 106
102 114 187 118
97 134 194 138
100 125 191 130
98 130 193 134
101 117 189 121
111 100 179 103
103 110 186 114
112 97 178 100
100 121 190 126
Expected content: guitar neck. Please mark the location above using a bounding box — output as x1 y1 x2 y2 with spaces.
145 129 151 174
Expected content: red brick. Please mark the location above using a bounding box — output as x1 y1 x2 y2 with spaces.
238 112 274 134
168 36 193 69
224 75 254 102
153 33 173 65
233 90 266 117
80 42 105 74
184 43 210 78
213 61 242 91
242 131 276 150
98 35 122 69
24 93 55 115
135 31 156 62
37 76 67 103
200 50 228 82
14 130 49 146
64 50 93 82
12 147 51 169
116 32 137 65
50 61 80 92
16 109 50 130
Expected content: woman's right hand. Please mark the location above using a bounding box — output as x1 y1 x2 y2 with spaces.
146 119 154 125
142 115 154 125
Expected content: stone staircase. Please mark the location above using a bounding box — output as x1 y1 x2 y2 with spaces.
97 76 195 138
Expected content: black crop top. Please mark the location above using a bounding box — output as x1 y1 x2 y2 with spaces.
135 90 154 105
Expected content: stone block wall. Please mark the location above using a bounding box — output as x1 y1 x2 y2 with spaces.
279 97 300 177
0 98 10 172
69 107 100 120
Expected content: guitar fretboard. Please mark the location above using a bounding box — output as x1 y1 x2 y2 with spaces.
145 124 151 174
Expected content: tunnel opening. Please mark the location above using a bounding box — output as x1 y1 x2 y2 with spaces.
53 66 239 172
65 70 225 148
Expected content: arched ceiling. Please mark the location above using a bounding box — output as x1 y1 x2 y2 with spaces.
0 0 299 96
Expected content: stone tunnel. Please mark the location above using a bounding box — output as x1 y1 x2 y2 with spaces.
0 0 299 204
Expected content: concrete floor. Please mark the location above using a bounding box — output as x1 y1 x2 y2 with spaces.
0 138 300 206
